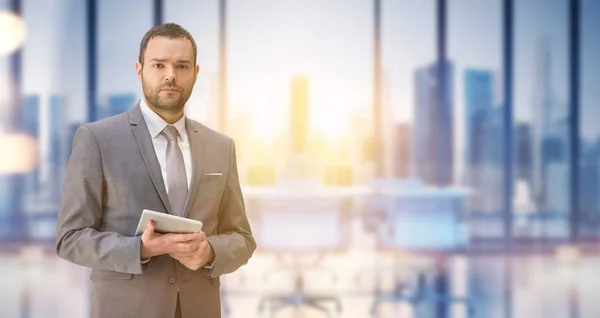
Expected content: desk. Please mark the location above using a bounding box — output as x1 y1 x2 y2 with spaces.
243 183 368 318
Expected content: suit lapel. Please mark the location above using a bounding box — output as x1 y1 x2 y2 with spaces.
128 104 172 215
183 119 204 217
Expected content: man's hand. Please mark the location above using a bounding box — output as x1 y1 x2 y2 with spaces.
169 234 215 271
140 220 204 259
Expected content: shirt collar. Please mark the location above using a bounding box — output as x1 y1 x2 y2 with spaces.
140 98 187 142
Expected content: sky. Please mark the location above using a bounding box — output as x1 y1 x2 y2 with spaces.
227 0 373 135
514 0 570 122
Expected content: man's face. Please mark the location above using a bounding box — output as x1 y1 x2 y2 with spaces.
136 36 199 113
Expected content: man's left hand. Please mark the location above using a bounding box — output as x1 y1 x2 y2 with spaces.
169 232 215 271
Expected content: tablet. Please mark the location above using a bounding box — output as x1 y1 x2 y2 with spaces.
135 209 203 236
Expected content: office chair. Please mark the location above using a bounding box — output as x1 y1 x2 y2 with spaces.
244 185 360 318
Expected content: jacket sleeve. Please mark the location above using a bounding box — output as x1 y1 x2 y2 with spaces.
56 125 144 274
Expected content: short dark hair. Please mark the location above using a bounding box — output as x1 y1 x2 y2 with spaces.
138 23 197 65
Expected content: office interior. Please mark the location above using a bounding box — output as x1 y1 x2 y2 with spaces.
1 0 600 317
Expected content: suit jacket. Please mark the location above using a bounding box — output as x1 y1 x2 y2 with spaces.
56 104 256 318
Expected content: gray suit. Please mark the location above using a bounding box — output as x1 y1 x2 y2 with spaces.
56 104 256 318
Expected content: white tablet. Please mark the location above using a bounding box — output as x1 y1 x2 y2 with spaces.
135 209 203 236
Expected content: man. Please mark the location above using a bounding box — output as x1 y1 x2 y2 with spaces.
56 23 256 318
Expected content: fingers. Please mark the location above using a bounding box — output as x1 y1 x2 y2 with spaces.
166 231 205 244
170 239 210 256
158 231 207 255
172 241 200 254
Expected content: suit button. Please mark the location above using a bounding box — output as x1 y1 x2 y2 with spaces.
169 277 177 284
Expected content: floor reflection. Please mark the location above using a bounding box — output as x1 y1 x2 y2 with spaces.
2 220 600 318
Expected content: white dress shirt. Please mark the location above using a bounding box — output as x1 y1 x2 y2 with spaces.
139 100 215 272
140 99 193 192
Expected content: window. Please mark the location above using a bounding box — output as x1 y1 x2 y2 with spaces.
381 0 437 183
96 0 152 120
448 0 504 239
19 0 89 241
227 0 373 185
514 0 570 240
579 0 600 238
164 0 219 125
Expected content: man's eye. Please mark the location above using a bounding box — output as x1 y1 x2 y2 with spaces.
153 63 164 68
177 65 188 69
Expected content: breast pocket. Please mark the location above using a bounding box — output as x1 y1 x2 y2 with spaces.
201 174 224 183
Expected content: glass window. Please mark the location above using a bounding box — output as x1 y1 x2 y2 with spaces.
1 4 90 318
514 0 570 240
448 0 504 239
0 0 16 126
579 0 600 238
164 0 219 126
447 2 507 316
0 0 16 239
96 0 151 120
381 0 436 183
0 0 87 242
22 0 86 241
228 0 373 186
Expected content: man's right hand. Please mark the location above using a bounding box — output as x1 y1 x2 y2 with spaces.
140 220 205 259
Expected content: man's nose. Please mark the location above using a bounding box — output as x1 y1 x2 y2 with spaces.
164 66 176 82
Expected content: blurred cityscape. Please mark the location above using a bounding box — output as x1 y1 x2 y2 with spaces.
1 0 600 318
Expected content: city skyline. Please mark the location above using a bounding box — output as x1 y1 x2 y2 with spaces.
2 2 600 317
1 0 598 242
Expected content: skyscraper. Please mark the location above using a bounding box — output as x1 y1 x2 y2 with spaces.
413 60 454 186
37 94 65 202
531 37 567 209
579 143 600 235
48 95 63 169
464 69 493 166
21 95 41 197
290 76 309 155
481 107 505 213
0 176 16 239
22 95 40 136
285 75 310 179
515 123 533 184
103 93 136 119
464 70 504 212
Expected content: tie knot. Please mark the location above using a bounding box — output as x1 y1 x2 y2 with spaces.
161 125 179 142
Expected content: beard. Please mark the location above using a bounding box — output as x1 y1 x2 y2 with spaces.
142 76 193 113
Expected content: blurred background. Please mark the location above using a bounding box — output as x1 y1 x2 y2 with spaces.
1 0 600 317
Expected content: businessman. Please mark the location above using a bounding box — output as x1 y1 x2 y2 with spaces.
56 23 256 318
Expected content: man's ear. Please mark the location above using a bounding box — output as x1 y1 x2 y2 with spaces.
136 61 143 81
193 64 200 85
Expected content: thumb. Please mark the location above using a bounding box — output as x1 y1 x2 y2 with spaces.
143 220 156 237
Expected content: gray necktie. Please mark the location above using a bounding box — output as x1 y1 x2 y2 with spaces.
161 125 188 216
